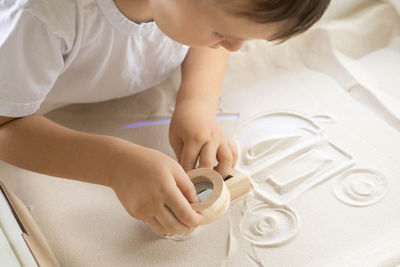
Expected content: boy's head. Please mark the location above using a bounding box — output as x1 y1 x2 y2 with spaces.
149 0 330 51
214 0 331 42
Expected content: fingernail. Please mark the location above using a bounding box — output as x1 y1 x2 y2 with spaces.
194 194 201 202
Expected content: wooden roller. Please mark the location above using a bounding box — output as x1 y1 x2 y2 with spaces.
187 168 251 225
223 169 251 201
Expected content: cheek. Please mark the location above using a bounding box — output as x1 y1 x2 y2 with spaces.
185 27 223 47
152 8 217 46
161 24 217 47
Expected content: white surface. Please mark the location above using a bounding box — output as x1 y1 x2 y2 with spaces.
0 191 37 266
0 225 21 267
1 0 400 266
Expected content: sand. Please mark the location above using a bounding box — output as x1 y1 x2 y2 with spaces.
1 1 400 266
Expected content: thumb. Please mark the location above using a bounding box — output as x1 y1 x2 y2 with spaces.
173 167 199 204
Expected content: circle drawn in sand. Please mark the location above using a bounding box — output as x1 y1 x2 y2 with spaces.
240 204 299 246
333 169 388 206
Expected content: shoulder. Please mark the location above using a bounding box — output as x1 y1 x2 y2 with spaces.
2 0 85 48
27 0 79 36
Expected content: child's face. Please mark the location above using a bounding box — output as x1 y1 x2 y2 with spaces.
149 0 281 51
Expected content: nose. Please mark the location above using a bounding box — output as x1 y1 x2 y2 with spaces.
220 40 244 51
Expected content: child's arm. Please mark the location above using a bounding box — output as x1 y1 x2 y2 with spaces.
0 115 202 235
169 47 238 177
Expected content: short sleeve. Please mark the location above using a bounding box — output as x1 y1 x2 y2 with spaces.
0 5 65 117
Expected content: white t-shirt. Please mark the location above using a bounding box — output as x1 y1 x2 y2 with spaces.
0 0 189 117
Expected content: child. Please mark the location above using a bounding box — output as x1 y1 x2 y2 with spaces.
0 0 330 236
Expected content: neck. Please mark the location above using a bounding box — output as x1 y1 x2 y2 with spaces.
113 0 153 24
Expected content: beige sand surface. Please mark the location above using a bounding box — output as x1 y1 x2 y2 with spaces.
1 1 400 266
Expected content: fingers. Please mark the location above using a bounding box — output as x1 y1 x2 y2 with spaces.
172 167 199 203
164 176 203 228
187 140 238 177
228 142 238 167
147 217 167 236
215 142 234 177
199 142 218 169
145 170 203 236
155 206 193 235
145 141 237 237
179 140 203 171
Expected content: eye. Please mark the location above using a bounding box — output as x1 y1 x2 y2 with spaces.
214 32 225 39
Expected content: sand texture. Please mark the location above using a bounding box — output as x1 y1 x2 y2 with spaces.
1 1 400 266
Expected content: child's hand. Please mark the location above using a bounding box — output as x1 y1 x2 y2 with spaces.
169 99 238 177
109 142 203 236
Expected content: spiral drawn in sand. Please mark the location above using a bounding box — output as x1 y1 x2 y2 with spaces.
240 204 299 246
333 169 388 206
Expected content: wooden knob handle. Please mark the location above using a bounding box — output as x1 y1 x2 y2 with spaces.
224 169 251 201
188 168 230 225
187 168 251 225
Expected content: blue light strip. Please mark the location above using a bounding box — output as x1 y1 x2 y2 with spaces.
123 114 239 129
216 114 239 120
123 119 171 128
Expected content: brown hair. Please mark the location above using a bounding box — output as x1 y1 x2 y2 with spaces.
216 0 331 41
